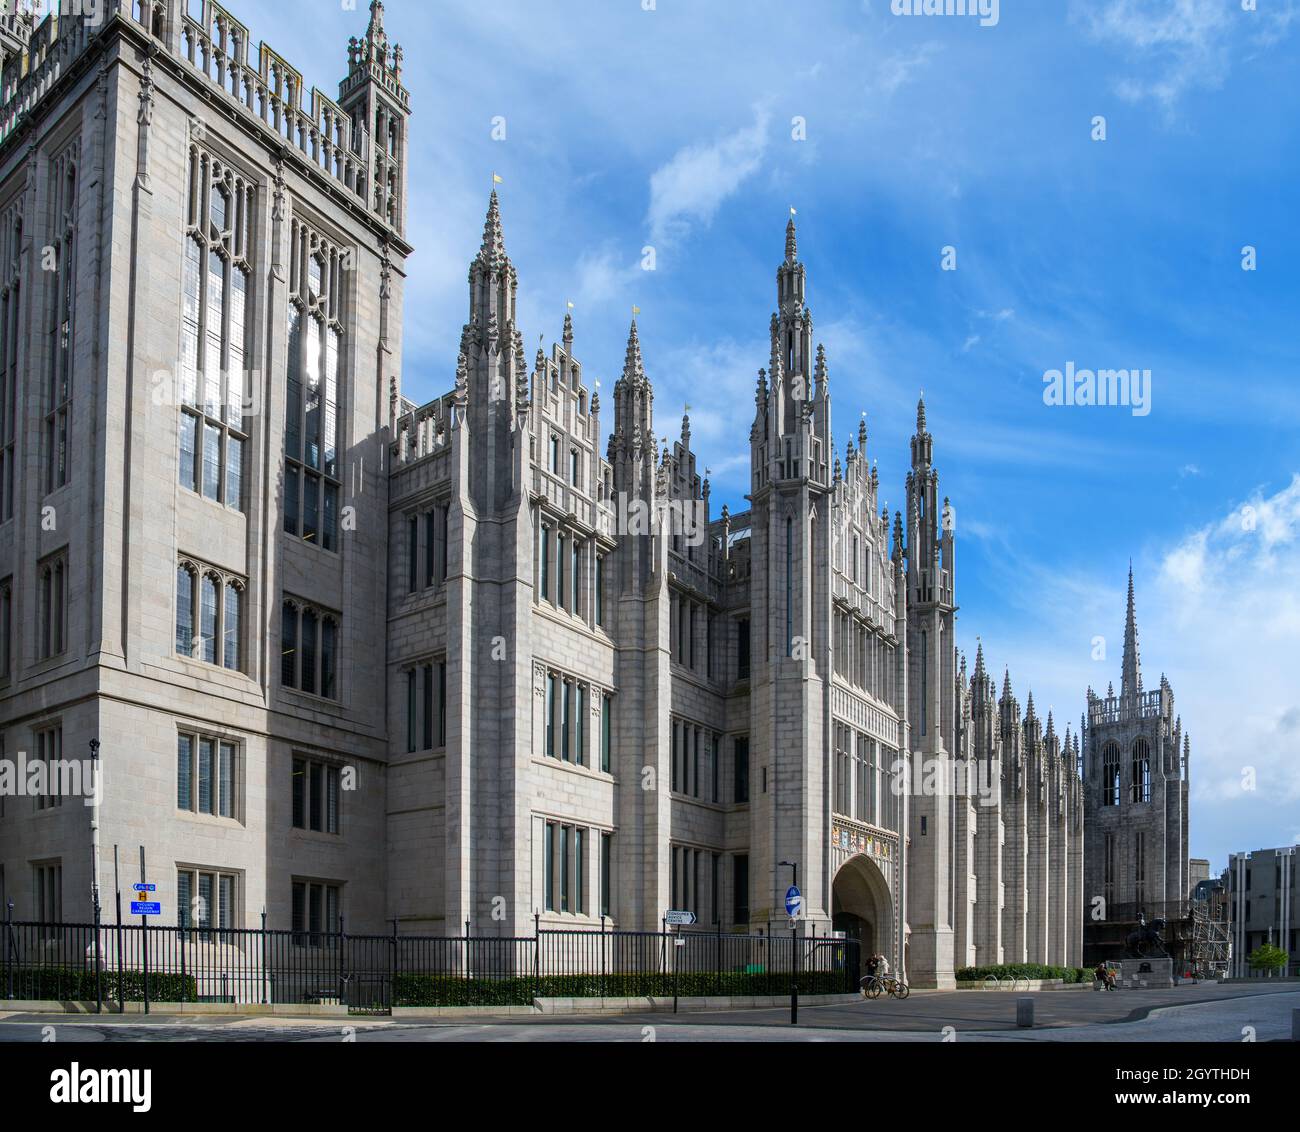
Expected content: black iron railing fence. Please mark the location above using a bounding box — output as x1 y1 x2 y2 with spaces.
1 908 859 1014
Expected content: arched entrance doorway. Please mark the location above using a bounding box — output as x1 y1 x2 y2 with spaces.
832 854 893 967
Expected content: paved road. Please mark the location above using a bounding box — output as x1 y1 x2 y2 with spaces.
0 983 1295 1042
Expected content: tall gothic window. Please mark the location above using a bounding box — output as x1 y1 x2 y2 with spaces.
175 557 244 672
1102 741 1121 807
0 208 21 522
280 598 340 700
178 149 252 510
44 146 78 493
283 222 346 551
919 630 928 736
1130 738 1151 804
38 550 68 660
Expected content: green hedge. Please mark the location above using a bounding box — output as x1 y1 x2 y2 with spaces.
392 970 851 1007
0 966 198 1002
955 964 1087 984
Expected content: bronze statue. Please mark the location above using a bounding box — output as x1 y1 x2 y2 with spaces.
1125 912 1168 959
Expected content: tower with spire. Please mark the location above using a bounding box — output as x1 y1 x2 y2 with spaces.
340 0 411 233
745 211 838 933
901 393 960 986
1082 569 1191 965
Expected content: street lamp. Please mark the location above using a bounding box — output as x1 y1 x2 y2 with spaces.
778 860 798 1024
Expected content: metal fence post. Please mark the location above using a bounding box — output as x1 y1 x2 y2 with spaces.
260 909 268 1005
93 900 103 1014
390 917 398 1011
716 922 722 997
533 912 541 1000
142 920 150 1016
178 910 187 1002
790 920 798 1025
337 915 346 1006
114 889 124 1012
5 899 14 1001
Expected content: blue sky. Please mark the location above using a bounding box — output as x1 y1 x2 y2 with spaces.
252 0 1300 872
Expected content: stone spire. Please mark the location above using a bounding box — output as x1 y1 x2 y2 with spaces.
478 189 507 268
348 0 404 84
1121 563 1142 697
622 319 647 386
814 343 828 397
785 215 797 264
973 640 986 681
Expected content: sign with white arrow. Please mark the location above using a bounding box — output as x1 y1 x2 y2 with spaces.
665 909 696 926
785 886 803 919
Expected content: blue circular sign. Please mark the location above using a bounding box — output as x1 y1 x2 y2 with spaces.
785 885 802 918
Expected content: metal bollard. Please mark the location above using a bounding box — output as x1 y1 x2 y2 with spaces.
1016 996 1034 1029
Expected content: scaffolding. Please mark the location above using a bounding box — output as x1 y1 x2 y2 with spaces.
1185 901 1231 979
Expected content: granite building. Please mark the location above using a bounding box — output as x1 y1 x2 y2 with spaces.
1082 571 1192 963
0 0 1083 989
1225 847 1298 977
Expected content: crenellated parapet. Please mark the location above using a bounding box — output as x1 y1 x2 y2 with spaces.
0 2 411 233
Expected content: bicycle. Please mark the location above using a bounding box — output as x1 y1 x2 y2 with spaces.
859 973 910 1000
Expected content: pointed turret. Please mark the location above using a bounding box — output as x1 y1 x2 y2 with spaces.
623 319 647 385
785 215 798 264
1121 564 1142 697
341 0 410 231
478 189 507 268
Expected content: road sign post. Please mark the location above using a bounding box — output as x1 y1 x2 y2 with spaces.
782 872 801 1026
664 911 695 1012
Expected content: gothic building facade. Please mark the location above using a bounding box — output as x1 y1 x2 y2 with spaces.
0 1 1084 989
1082 571 1191 962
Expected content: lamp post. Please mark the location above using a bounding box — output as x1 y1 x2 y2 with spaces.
779 860 798 1025
88 738 103 1013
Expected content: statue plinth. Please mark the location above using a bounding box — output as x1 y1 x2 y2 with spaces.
1119 957 1173 989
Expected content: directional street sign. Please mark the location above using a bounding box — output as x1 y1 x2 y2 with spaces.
131 901 161 916
132 883 156 892
665 909 696 926
785 885 803 919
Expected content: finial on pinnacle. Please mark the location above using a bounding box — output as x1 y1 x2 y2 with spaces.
785 207 797 263
916 392 927 434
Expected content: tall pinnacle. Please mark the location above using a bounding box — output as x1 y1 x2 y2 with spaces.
478 189 507 266
916 394 928 434
622 319 646 385
1121 563 1142 697
785 216 797 264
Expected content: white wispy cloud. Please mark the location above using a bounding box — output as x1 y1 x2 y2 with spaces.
647 108 771 247
1073 0 1294 113
867 43 942 100
974 472 1300 866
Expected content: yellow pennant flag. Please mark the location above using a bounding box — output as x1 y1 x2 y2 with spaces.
492 173 503 185
632 305 641 316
